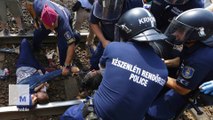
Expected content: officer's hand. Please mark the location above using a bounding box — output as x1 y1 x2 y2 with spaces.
62 66 80 76
102 40 110 48
62 67 70 76
164 57 180 68
199 80 213 95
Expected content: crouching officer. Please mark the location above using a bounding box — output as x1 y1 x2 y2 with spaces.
32 0 81 76
60 8 168 120
145 8 213 120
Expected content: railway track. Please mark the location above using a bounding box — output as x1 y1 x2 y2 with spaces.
0 99 85 120
0 31 89 44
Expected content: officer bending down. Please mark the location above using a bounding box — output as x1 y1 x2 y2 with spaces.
32 0 80 76
60 8 168 120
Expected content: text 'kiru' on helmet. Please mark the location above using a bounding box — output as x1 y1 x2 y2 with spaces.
115 7 167 42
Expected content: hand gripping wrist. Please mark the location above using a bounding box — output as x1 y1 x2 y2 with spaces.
64 64 71 70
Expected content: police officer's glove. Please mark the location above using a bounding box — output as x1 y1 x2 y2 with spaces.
199 80 213 95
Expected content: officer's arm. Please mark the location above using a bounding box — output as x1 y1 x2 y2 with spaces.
65 43 75 67
25 2 37 19
61 42 75 76
166 77 191 95
90 23 110 48
164 57 180 68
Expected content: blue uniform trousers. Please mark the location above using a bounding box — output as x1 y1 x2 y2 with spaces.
89 42 104 70
145 89 188 120
60 102 85 120
16 38 44 71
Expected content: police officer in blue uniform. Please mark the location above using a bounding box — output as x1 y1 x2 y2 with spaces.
145 8 213 119
150 0 204 32
198 0 213 97
149 0 204 79
61 8 168 120
89 0 144 70
32 0 80 75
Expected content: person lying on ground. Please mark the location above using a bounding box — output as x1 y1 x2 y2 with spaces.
16 38 62 107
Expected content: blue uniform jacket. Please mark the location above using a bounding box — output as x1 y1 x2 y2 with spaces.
33 0 78 65
61 41 168 120
94 42 168 120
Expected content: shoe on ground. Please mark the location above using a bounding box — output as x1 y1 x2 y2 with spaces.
3 29 10 36
12 45 20 54
18 29 26 35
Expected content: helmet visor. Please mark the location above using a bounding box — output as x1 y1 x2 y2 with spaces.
114 23 126 42
132 29 167 42
93 0 124 20
164 0 190 5
164 19 194 44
